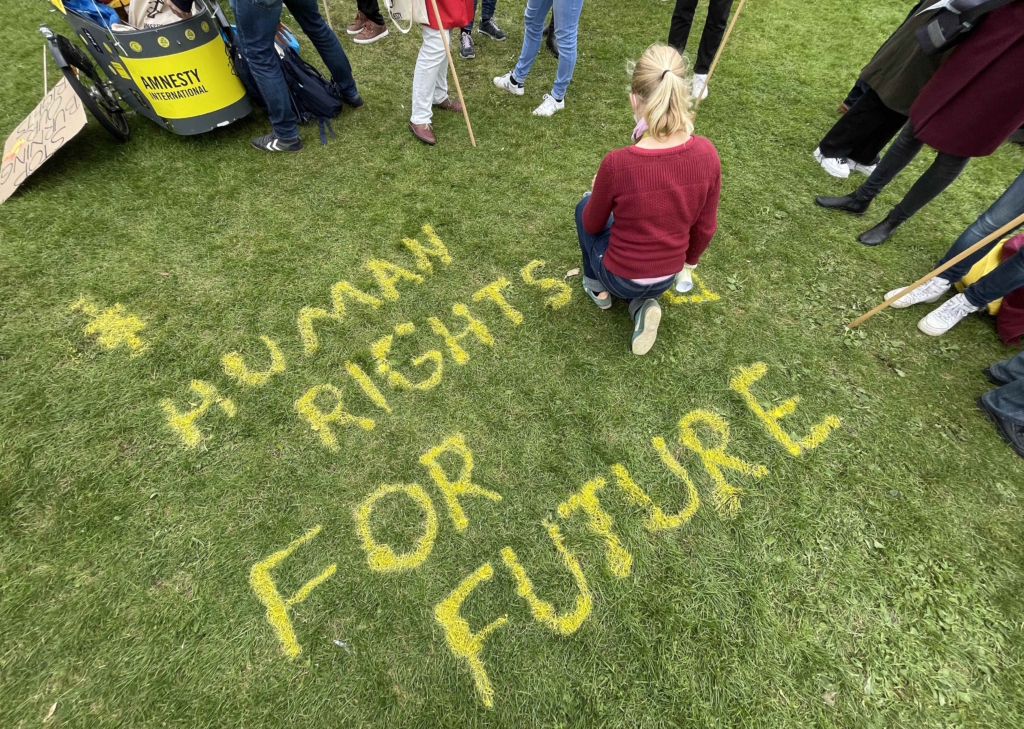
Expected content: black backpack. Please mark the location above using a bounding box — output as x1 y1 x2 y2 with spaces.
228 29 345 144
915 0 1018 54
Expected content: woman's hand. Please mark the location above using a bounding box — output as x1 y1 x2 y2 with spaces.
591 174 597 190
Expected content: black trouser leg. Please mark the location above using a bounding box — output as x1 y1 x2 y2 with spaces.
855 123 923 203
668 0 698 56
819 87 906 164
892 152 969 221
693 0 734 74
356 0 384 26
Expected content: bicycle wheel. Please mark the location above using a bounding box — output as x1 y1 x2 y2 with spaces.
56 35 130 143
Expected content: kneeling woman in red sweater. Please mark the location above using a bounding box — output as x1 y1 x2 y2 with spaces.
577 44 721 355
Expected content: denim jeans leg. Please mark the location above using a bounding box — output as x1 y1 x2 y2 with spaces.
990 350 1024 385
575 196 610 286
982 378 1024 424
963 250 1024 308
463 0 479 34
234 0 297 138
551 0 584 99
513 0 552 82
938 170 1024 282
285 0 358 99
481 0 497 21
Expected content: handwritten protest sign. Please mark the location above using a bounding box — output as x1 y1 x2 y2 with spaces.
1 77 88 205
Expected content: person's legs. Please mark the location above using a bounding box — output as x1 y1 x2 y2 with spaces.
884 151 970 225
464 0 479 33
284 0 359 99
989 351 1024 385
854 122 923 202
411 25 447 126
234 0 297 138
356 0 385 25
575 197 612 292
979 378 1024 455
693 0 734 74
818 88 906 163
551 0 584 100
668 0 698 55
936 171 1024 283
481 0 497 22
513 0 553 83
962 250 1024 309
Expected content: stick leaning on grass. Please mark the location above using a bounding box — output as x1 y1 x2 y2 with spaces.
321 0 333 30
693 0 748 109
428 0 477 147
848 211 1024 329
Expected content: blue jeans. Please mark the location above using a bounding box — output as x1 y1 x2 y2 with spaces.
983 351 1024 425
575 197 674 317
513 0 584 100
463 0 497 32
937 169 1024 307
233 0 358 139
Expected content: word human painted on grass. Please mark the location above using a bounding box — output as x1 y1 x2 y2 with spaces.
151 228 719 452
248 365 840 707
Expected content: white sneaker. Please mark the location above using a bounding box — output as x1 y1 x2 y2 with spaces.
674 267 693 293
493 72 524 96
533 93 564 117
917 293 981 336
848 160 877 175
691 73 709 100
814 147 850 178
884 277 951 308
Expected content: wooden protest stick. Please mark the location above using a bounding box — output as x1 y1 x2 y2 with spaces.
43 44 48 97
694 0 748 109
321 0 333 30
848 211 1024 329
428 0 477 147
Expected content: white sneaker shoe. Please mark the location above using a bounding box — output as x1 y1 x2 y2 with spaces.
884 277 951 308
917 293 981 336
814 147 850 178
533 93 564 117
691 73 709 100
848 160 877 175
493 71 524 96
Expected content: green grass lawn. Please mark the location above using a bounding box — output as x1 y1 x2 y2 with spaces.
2 0 1024 725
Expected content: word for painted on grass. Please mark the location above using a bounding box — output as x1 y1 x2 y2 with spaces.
69 225 721 452
249 365 840 707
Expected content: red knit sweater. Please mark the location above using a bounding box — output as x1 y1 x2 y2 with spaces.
582 136 721 279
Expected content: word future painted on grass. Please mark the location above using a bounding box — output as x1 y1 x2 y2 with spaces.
70 224 719 453
250 374 839 706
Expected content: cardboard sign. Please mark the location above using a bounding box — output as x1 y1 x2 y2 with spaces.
0 77 88 205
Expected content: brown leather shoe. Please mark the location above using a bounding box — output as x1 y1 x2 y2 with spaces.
347 11 367 35
409 122 436 146
354 20 388 44
433 97 463 114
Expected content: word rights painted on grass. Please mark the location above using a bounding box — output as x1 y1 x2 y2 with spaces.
70 225 841 708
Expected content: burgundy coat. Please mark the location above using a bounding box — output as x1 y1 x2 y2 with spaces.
910 2 1024 158
997 236 1024 346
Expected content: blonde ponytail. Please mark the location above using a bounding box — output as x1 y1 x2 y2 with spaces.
630 45 694 142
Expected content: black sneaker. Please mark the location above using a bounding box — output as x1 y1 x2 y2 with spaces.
478 18 506 41
976 396 1024 460
544 19 558 58
459 30 475 59
342 92 364 109
251 132 303 153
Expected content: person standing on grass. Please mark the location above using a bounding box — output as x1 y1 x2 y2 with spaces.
408 0 474 145
233 0 363 152
667 0 732 102
815 2 1024 246
880 169 1024 336
812 1 950 180
576 44 721 356
454 0 507 60
493 0 585 117
346 0 389 44
977 351 1024 462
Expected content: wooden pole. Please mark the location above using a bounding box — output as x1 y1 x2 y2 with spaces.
694 0 747 109
848 211 1024 329
428 0 477 147
321 0 333 30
